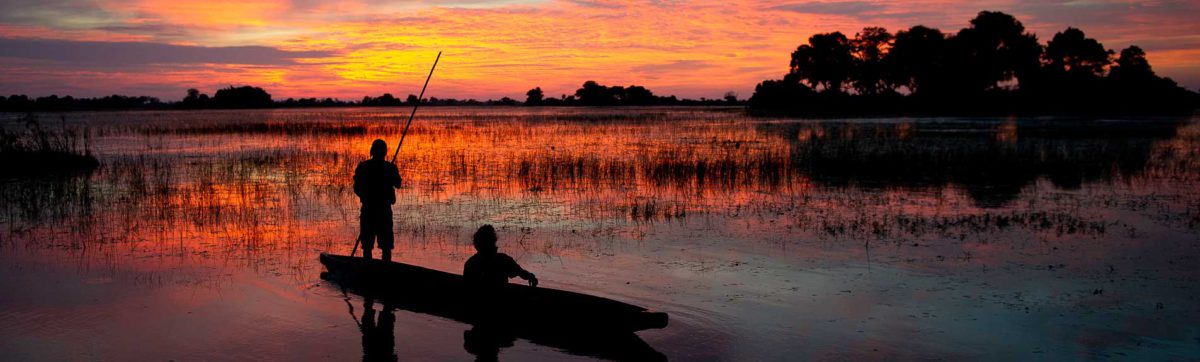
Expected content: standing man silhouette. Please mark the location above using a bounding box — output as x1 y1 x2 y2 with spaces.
354 139 402 262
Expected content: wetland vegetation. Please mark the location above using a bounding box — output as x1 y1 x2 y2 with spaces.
1 107 1198 360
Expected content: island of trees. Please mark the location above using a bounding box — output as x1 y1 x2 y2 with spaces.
748 11 1199 116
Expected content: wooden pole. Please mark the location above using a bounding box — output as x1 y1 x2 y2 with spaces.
391 51 442 163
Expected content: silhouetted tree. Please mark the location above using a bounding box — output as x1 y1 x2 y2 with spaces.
790 32 854 92
525 87 544 106
724 91 738 103
885 25 946 94
622 85 655 105
945 11 1042 92
180 88 211 109
850 27 893 95
748 74 816 109
211 86 272 109
576 81 617 106
494 97 518 106
1102 45 1198 111
366 93 402 106
1044 27 1112 79
1108 46 1156 84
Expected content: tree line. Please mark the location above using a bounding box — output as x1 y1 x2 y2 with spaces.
749 11 1199 116
0 82 740 112
0 87 521 112
524 81 739 106
0 86 531 111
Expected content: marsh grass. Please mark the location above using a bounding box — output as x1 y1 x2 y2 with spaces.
1 108 1196 272
0 114 98 176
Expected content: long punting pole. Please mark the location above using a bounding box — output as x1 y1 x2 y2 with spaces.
352 51 442 257
391 51 442 163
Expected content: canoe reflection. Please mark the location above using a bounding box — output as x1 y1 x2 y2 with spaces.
462 321 666 362
327 271 667 361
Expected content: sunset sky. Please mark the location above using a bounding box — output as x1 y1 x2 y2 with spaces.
1 0 1197 101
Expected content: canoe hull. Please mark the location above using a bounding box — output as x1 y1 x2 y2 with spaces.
318 253 668 333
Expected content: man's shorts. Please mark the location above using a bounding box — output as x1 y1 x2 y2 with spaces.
359 204 394 250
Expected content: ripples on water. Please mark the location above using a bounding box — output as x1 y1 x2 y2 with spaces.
1 107 1198 360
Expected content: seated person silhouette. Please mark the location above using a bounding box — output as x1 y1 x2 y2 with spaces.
463 225 537 288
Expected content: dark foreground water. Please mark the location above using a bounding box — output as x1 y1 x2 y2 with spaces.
1 107 1198 360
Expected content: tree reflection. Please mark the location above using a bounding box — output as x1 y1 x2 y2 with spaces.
760 119 1184 208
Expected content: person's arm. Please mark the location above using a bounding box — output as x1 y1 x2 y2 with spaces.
518 268 537 287
502 255 537 287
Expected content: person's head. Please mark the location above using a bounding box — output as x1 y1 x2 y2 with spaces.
472 225 498 254
370 139 387 159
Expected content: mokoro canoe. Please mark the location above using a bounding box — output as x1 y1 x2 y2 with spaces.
319 253 669 334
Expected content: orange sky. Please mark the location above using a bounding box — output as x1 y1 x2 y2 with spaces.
0 0 1197 100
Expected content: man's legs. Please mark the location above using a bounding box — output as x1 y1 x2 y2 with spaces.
360 205 377 259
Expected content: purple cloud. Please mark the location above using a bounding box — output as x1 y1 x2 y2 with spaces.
0 38 331 68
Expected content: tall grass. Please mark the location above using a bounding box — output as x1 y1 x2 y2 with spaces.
0 114 98 176
1 108 1195 272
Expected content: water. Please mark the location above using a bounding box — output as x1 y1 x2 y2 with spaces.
1 107 1198 360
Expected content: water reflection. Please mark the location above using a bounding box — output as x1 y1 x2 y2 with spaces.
461 323 667 362
324 266 668 361
1 108 1198 360
759 118 1185 207
462 324 514 362
360 298 398 362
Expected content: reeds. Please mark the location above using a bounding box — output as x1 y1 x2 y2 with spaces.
1 108 1195 271
0 114 98 176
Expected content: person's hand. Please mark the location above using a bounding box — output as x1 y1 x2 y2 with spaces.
527 276 538 287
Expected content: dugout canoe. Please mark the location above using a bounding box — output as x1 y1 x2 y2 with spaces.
318 253 669 333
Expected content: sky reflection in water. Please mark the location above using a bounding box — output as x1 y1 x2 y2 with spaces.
1 107 1198 360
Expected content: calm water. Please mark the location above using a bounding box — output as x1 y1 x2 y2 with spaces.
1 107 1198 360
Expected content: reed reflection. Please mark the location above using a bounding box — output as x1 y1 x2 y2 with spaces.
1 108 1198 361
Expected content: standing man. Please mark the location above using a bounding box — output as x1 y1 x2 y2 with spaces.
354 139 402 262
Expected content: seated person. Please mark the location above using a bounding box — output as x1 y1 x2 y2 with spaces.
463 225 538 287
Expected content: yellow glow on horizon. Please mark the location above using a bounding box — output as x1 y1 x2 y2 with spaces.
2 0 1198 99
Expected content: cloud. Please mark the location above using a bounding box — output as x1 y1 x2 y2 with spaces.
769 1 880 16
0 0 1197 99
563 0 626 9
0 0 116 28
93 23 190 38
630 60 714 74
0 38 332 67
